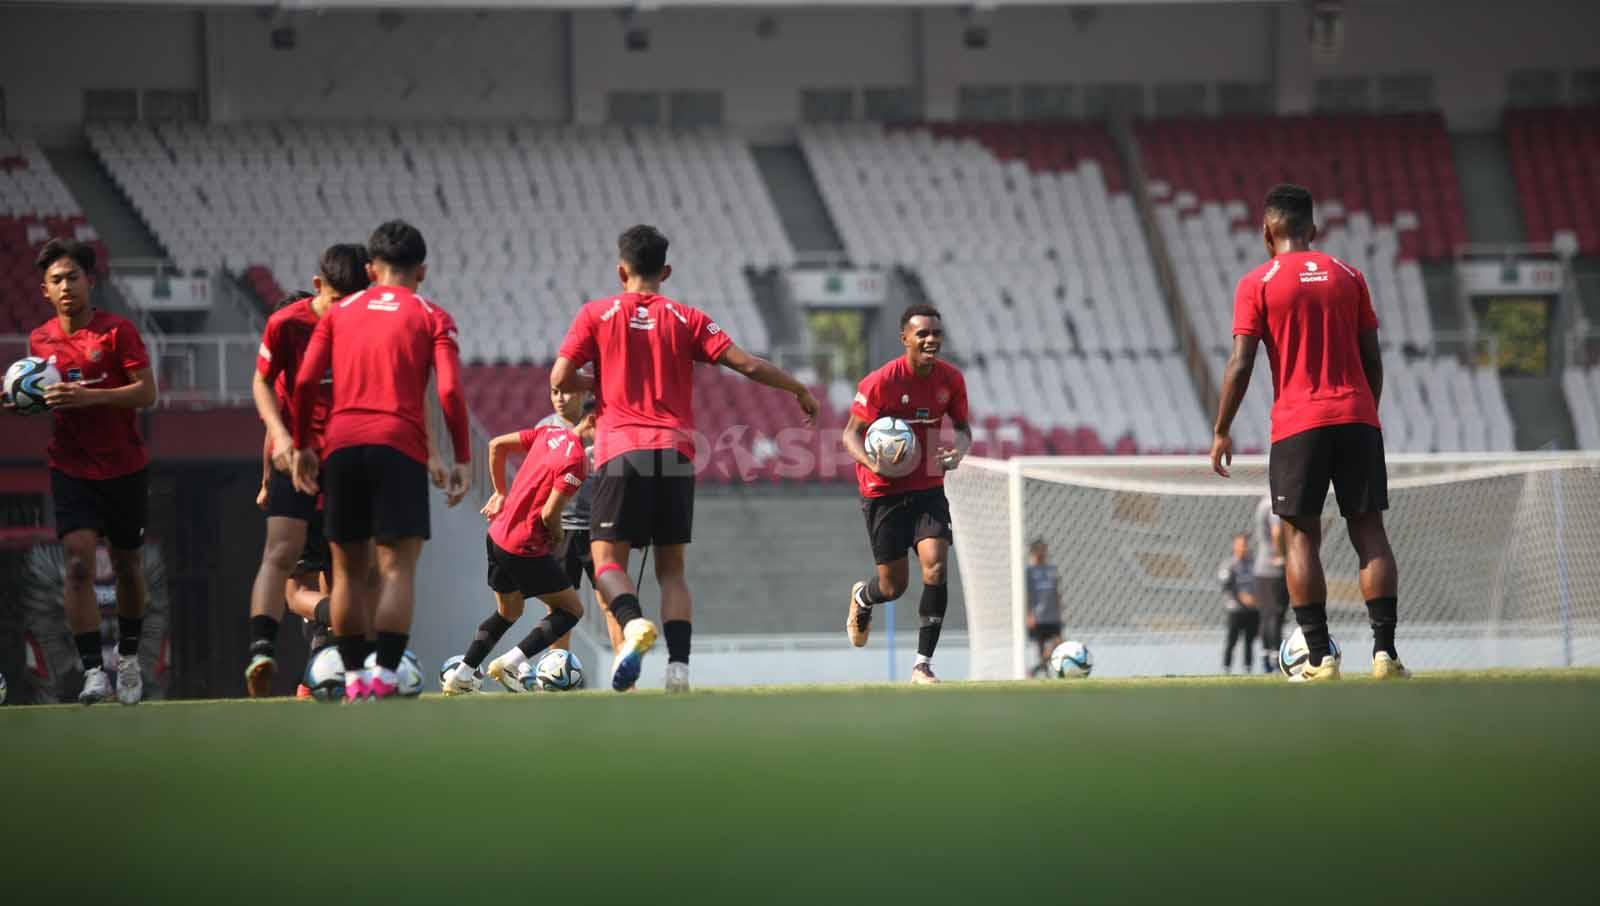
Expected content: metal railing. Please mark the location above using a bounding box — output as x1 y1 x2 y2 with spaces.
1 332 260 408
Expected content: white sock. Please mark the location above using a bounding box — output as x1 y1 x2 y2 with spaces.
375 667 398 685
450 662 474 682
914 654 932 667
498 648 528 670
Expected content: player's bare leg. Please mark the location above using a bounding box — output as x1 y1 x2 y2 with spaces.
489 588 585 691
591 537 657 691
848 559 909 648
107 544 149 705
910 537 949 684
61 530 111 704
1283 515 1339 680
365 537 423 699
328 539 376 700
655 543 693 692
246 516 308 696
594 588 624 650
1348 511 1407 678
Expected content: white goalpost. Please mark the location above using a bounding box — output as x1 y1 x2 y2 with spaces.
945 453 1600 680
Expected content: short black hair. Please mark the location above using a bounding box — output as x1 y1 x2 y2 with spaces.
900 303 942 331
1263 183 1315 241
618 224 669 279
319 243 372 296
275 290 313 310
368 219 427 270
36 237 96 274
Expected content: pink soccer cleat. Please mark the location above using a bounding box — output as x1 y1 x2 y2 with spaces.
342 672 370 703
366 672 401 700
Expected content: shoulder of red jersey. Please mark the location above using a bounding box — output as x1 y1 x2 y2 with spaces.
1323 254 1364 281
91 310 140 333
1243 258 1282 284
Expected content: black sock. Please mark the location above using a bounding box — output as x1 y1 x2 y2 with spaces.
609 593 643 627
1366 596 1398 659
76 631 104 672
336 635 367 673
516 609 581 659
312 597 331 628
375 632 408 672
118 616 143 657
1293 602 1331 666
464 612 515 669
664 620 692 664
917 584 949 658
249 614 279 657
860 576 891 605
361 637 378 662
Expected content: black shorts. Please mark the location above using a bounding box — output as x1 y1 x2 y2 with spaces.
322 445 430 543
51 468 147 549
861 487 954 565
555 528 594 590
265 467 319 522
1029 622 1062 644
486 535 572 600
295 511 332 576
590 449 694 548
1269 424 1388 518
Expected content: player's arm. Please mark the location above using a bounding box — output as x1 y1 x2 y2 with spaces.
1210 334 1259 478
480 431 529 519
45 366 157 410
938 414 973 472
540 486 577 549
251 370 296 473
549 357 595 394
431 318 472 507
1358 329 1383 407
289 319 333 495
716 344 819 424
256 430 272 511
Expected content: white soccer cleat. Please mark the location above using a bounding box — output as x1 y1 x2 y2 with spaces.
610 618 658 692
116 656 143 706
79 666 113 705
485 654 526 693
664 662 691 694
441 663 482 696
1288 651 1342 683
1371 651 1412 680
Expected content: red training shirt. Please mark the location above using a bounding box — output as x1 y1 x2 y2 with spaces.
256 297 331 450
489 423 588 558
1232 250 1381 444
292 285 470 466
850 356 969 499
29 310 150 480
557 292 732 467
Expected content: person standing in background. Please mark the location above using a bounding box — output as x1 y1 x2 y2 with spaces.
1253 493 1289 672
1025 539 1062 677
1219 533 1259 674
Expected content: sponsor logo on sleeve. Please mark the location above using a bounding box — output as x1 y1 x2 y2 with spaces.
706 322 722 335
854 392 868 407
258 343 273 361
563 473 583 487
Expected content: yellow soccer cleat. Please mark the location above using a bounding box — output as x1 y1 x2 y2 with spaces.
1289 652 1341 683
1371 651 1412 680
847 581 873 648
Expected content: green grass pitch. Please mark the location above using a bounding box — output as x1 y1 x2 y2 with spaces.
7 670 1596 904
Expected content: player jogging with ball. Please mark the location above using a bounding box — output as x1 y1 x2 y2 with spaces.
842 304 971 684
1210 184 1409 682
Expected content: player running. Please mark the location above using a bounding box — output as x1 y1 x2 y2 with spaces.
245 246 371 697
1211 184 1408 682
440 420 588 694
538 386 624 652
842 304 972 684
290 220 473 701
5 238 158 705
551 224 818 693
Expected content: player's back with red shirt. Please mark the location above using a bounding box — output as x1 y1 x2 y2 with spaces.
1233 250 1381 443
489 424 588 558
850 356 969 499
292 285 470 465
256 298 331 448
29 310 150 480
557 292 732 467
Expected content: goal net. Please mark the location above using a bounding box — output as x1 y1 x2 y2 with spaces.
945 454 1600 679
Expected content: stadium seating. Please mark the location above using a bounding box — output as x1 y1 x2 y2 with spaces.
800 122 1208 454
87 122 791 360
1504 108 1600 255
0 135 105 334
1137 114 1511 453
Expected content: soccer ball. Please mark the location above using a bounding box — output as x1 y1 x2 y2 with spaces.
1279 627 1341 679
534 649 585 691
1048 640 1093 678
865 416 919 478
439 655 482 693
3 356 61 416
365 650 424 697
0 671 7 705
304 646 346 701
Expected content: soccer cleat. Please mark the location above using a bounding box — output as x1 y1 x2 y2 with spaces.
847 581 873 648
78 666 113 705
664 662 691 694
1371 651 1412 680
910 663 940 685
441 663 482 696
1289 652 1342 683
485 655 526 693
610 618 658 692
367 673 401 700
244 654 276 698
295 683 313 700
342 671 369 703
116 655 143 705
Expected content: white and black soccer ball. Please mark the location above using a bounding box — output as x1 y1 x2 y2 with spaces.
3 356 61 416
439 655 482 693
365 650 424 697
534 649 584 691
1048 640 1093 679
0 670 7 705
1279 627 1341 679
304 646 346 701
865 416 919 478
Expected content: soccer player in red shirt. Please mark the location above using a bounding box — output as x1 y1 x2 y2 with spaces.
841 304 972 684
440 421 588 695
1211 184 1408 682
244 245 370 697
290 220 473 701
551 225 818 693
5 238 158 705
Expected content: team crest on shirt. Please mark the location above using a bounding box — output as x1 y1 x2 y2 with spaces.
900 394 910 404
937 388 950 404
87 347 103 362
